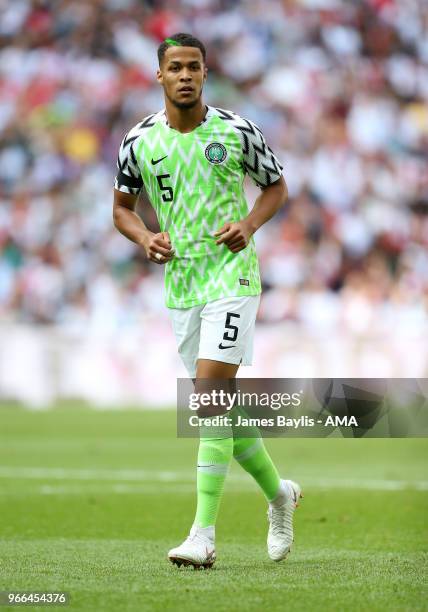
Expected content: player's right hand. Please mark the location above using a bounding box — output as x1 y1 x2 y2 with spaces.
142 231 175 264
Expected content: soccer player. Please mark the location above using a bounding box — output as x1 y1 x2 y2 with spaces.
113 33 302 569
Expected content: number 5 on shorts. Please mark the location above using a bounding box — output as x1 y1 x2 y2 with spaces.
223 312 240 342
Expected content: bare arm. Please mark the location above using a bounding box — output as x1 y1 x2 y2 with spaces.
244 175 288 233
113 189 174 264
215 176 288 253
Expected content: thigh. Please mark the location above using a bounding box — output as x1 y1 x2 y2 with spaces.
198 295 260 369
196 359 239 379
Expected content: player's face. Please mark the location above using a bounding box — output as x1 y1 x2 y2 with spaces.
157 47 207 109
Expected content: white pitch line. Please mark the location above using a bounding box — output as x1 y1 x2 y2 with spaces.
0 466 188 481
38 483 197 495
301 478 428 491
0 466 427 491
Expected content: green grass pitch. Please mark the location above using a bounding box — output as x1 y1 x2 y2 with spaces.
0 405 427 611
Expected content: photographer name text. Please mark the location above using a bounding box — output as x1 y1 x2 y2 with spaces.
188 415 359 428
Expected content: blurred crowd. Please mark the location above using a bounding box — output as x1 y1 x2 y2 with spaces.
0 0 427 336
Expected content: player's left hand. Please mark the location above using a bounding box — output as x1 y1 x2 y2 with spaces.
214 221 252 253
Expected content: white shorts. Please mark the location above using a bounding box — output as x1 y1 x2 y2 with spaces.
169 295 260 378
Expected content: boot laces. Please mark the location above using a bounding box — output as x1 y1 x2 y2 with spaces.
268 503 293 538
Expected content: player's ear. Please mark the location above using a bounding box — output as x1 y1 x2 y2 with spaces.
203 65 208 81
156 68 163 85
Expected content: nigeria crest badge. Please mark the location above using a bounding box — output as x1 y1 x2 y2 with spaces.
205 142 227 164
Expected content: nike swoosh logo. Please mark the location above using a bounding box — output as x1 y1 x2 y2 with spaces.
205 548 215 561
218 343 236 350
151 155 168 165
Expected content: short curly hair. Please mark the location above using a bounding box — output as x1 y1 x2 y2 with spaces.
157 33 206 66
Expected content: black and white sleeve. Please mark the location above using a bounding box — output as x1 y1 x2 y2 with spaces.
216 108 283 188
114 129 144 196
240 118 283 188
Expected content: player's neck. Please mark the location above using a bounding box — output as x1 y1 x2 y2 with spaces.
165 100 207 134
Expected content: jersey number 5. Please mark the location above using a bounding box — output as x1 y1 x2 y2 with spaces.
223 312 240 342
156 174 174 202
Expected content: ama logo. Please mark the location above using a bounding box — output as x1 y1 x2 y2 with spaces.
313 379 387 437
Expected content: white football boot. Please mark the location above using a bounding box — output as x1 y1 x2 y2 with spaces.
267 479 303 561
168 525 216 569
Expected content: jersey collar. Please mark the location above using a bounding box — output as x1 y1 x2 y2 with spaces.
162 105 213 131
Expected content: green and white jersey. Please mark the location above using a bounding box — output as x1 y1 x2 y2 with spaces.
114 106 283 309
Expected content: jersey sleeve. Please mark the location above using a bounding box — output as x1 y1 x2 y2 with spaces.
114 128 144 195
239 118 283 188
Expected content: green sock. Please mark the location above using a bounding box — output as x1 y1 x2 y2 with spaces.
232 407 281 502
194 424 233 528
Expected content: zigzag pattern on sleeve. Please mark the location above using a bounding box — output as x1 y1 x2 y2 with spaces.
215 107 283 188
114 113 157 195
